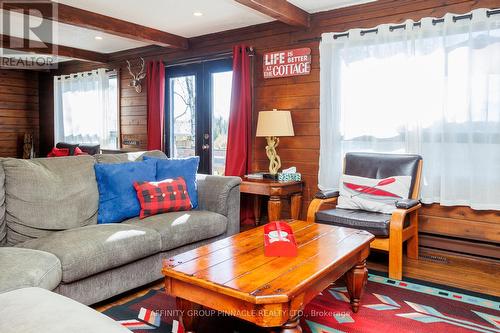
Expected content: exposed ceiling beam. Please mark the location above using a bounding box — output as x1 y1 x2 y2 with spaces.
235 0 310 28
2 2 189 49
1 35 109 63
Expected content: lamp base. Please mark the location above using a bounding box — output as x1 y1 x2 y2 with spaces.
265 136 281 175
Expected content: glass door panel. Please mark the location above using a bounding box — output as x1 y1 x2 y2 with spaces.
165 58 232 174
211 71 232 175
169 75 196 158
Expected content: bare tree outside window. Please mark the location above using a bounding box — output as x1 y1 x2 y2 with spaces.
171 76 196 158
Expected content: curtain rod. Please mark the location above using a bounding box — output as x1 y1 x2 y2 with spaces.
55 68 116 80
332 8 500 39
165 47 255 68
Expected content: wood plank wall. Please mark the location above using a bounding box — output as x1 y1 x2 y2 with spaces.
40 0 500 259
0 69 39 157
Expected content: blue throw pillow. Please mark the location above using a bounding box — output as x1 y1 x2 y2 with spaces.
94 159 157 224
144 156 200 208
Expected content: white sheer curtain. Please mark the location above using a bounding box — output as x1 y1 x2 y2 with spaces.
319 8 500 210
54 68 117 148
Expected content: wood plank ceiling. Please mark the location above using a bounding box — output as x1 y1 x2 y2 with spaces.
1 1 190 63
0 0 321 62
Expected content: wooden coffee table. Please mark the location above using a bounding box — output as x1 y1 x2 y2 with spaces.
162 220 374 332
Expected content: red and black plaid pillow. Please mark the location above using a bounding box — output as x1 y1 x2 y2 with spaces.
133 177 192 219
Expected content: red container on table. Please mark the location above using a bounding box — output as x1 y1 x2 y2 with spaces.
264 221 297 257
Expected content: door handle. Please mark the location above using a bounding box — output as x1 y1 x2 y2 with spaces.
202 144 210 150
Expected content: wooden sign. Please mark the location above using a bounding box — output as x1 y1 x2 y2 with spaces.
122 135 141 147
263 48 311 79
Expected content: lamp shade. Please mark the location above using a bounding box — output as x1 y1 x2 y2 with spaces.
256 109 295 137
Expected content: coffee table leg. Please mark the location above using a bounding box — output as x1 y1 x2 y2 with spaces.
345 259 368 313
280 315 302 333
176 297 202 333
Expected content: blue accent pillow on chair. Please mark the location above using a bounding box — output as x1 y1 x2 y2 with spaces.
144 156 200 208
94 159 157 224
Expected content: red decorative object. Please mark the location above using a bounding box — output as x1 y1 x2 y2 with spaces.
263 48 311 79
47 147 70 157
74 147 88 156
146 60 165 151
133 177 191 219
263 221 297 257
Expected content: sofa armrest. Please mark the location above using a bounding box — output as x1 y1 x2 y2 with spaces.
196 174 241 236
395 198 420 209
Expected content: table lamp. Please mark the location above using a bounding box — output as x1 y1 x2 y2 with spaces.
256 109 295 175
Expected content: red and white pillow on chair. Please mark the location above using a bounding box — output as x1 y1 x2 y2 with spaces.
337 174 412 214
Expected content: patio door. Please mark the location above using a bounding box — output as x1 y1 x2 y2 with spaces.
165 58 233 174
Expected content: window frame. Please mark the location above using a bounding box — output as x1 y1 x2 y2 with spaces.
107 69 121 150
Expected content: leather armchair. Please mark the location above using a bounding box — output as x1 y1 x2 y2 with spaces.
307 153 423 280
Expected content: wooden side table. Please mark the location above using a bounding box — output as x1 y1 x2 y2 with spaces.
240 177 303 225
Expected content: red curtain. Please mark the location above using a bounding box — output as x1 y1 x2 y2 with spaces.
146 60 165 151
226 45 254 225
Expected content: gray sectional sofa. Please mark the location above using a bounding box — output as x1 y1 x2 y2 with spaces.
0 150 241 305
0 287 131 333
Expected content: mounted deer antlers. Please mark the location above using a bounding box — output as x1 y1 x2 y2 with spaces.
126 58 146 93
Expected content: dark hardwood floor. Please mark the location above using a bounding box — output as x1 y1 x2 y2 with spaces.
368 248 500 298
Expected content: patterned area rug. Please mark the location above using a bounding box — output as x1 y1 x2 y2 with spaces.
102 274 500 333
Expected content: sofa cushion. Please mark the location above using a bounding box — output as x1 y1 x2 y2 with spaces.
337 174 412 214
5 228 33 245
124 210 228 251
7 221 55 240
17 224 161 283
2 156 98 245
344 153 422 198
316 208 408 237
0 248 62 293
145 156 200 208
94 159 157 224
94 150 166 164
0 287 131 333
134 178 192 219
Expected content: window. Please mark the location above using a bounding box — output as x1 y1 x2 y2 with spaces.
54 68 119 149
211 71 232 175
319 9 500 210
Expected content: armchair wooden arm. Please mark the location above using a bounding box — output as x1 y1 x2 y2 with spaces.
384 203 421 280
306 196 338 222
370 204 421 250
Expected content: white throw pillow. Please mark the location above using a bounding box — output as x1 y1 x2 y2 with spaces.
337 174 412 214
